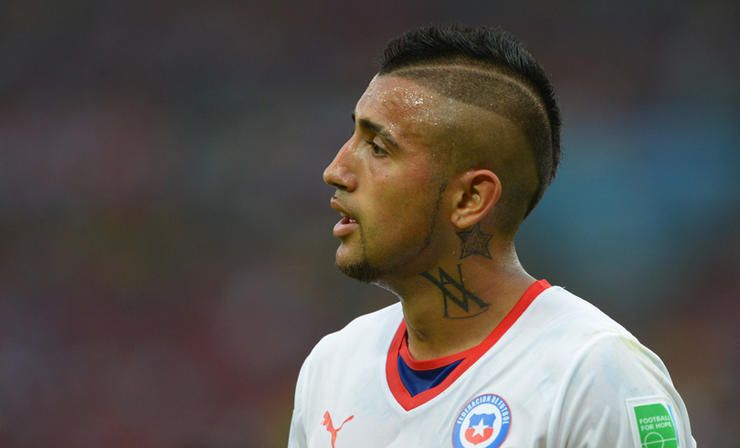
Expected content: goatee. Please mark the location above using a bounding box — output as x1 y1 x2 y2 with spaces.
337 261 385 283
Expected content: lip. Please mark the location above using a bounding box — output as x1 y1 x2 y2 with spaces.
333 216 359 237
330 197 359 237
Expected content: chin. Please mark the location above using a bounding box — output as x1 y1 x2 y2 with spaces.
336 259 385 283
334 239 393 283
335 248 388 283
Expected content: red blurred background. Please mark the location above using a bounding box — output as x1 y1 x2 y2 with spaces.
1 1 738 446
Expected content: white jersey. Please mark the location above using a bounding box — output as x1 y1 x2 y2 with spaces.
288 281 695 448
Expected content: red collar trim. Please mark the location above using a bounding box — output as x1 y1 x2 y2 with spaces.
399 333 467 371
386 279 551 411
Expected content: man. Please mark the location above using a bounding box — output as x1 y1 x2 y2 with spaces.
289 25 695 447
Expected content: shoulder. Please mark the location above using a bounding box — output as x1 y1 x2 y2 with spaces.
292 302 402 412
501 285 639 372
545 331 695 447
528 285 632 338
531 286 675 384
564 331 673 395
301 302 402 372
534 287 696 447
508 285 684 396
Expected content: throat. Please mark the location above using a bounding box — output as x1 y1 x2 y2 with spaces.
405 314 493 361
399 268 539 361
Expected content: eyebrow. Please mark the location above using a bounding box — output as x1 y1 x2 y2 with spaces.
352 113 400 149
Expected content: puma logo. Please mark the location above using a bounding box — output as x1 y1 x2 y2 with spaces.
322 410 354 448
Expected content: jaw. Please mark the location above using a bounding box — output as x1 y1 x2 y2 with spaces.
334 230 383 283
339 239 446 294
332 197 451 286
335 247 384 284
334 230 366 268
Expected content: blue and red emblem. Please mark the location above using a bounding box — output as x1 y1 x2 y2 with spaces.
452 394 511 448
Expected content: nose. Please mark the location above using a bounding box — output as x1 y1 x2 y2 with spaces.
323 141 358 192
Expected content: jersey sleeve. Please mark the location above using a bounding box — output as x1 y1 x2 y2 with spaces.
287 354 311 448
549 333 696 448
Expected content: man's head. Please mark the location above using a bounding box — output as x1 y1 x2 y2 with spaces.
323 25 561 283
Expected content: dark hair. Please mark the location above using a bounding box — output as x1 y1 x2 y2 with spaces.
379 25 561 218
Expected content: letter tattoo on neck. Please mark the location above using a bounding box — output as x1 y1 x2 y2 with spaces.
421 264 489 319
456 223 492 259
420 223 493 318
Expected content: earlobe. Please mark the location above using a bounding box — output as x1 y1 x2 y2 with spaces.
451 170 501 230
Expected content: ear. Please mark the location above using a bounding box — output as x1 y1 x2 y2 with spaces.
450 169 502 230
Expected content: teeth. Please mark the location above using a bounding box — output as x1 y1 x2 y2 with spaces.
338 212 356 223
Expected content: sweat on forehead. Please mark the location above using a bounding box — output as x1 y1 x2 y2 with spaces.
360 76 440 117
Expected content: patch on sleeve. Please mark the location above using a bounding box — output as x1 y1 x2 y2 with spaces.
626 396 680 448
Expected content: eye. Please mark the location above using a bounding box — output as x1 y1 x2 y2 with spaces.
367 139 388 157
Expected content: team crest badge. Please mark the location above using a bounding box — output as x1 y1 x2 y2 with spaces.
452 394 511 448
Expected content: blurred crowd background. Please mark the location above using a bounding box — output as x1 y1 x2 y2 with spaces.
1 1 738 446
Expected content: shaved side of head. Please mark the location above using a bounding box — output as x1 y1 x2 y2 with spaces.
378 26 561 234
383 64 548 233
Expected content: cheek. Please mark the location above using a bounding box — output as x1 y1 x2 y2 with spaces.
362 155 441 230
373 178 440 235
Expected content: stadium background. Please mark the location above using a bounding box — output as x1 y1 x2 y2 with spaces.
1 1 738 446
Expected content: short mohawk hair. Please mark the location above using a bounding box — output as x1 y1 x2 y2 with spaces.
379 25 561 217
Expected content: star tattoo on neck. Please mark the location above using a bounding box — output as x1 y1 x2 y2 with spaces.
457 223 493 259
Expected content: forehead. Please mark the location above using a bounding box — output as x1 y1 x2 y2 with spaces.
355 75 446 139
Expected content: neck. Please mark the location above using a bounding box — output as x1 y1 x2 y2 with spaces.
383 240 535 361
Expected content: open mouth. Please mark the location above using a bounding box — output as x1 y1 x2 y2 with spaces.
339 215 357 225
330 195 360 237
334 212 359 237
